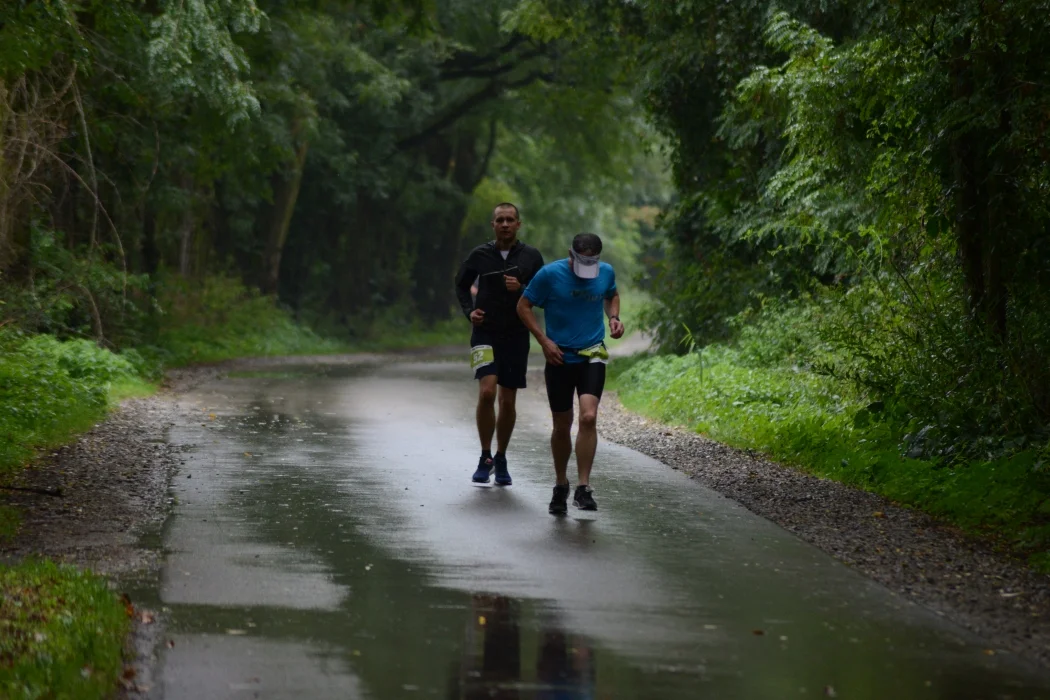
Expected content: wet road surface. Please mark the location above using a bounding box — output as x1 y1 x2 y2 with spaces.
146 359 1050 699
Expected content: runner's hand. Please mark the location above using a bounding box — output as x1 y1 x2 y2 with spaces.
470 309 485 326
610 317 625 339
504 275 521 292
541 338 564 366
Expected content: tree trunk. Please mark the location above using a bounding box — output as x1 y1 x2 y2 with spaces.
950 34 989 325
176 174 197 277
412 128 487 321
260 138 310 296
142 201 159 275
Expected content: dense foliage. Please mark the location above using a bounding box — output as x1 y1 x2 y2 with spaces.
531 1 1050 464
0 0 661 349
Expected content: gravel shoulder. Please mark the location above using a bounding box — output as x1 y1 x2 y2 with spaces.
0 396 180 577
599 391 1050 668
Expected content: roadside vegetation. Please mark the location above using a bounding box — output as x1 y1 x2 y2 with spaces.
612 291 1050 568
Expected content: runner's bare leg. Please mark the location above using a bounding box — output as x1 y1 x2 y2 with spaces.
476 375 497 452
496 386 517 454
551 410 574 485
575 394 600 486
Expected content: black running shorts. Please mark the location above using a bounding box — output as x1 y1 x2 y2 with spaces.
544 361 606 413
470 329 530 389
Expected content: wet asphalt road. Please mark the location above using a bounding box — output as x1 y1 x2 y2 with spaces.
146 359 1050 699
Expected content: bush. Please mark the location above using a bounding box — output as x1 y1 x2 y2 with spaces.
152 273 344 365
0 330 139 474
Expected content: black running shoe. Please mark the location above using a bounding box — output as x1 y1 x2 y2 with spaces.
493 453 512 486
549 484 570 515
472 455 494 483
573 485 597 511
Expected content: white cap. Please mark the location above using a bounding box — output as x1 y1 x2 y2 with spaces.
571 250 600 279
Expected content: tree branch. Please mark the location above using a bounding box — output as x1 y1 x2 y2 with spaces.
470 117 499 191
398 70 553 151
439 47 549 82
440 34 529 73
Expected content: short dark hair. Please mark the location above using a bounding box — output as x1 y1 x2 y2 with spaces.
572 233 603 255
492 202 520 220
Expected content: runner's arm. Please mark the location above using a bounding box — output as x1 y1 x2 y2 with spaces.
454 254 478 321
604 290 625 339
603 291 620 321
517 296 564 366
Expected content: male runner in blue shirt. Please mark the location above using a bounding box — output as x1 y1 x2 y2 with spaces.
517 233 625 515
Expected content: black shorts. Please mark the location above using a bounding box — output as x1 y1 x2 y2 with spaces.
470 329 530 389
544 361 606 413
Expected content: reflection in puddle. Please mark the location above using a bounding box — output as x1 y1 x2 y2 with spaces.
455 595 595 700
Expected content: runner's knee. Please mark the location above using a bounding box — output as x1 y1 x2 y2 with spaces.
578 410 597 429
478 384 497 404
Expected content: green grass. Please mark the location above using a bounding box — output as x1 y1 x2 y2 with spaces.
611 346 1050 567
0 560 129 699
0 562 129 700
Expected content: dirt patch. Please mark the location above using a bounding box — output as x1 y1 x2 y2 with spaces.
598 392 1050 668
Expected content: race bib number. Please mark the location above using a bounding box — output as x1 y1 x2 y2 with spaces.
578 343 609 364
470 345 495 372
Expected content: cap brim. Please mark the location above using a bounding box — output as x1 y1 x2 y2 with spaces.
575 262 599 279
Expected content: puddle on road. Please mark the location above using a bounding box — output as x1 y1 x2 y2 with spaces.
145 361 1050 699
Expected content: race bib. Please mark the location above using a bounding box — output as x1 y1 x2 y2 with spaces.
577 342 609 364
470 345 495 372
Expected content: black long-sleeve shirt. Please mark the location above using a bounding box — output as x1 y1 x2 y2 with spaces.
455 241 544 336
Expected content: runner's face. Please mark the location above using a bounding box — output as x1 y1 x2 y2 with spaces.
491 207 521 244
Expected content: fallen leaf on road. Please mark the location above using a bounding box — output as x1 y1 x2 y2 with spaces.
166 640 175 649
983 649 996 656
752 629 765 636
140 610 155 624
872 511 885 518
123 667 137 680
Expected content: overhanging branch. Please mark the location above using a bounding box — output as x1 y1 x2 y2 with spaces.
398 69 553 151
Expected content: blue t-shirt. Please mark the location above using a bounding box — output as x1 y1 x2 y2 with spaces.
523 259 617 363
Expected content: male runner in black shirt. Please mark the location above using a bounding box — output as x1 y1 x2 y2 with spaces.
454 203 545 485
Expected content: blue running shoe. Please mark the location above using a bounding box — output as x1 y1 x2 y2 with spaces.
493 453 512 486
472 455 494 483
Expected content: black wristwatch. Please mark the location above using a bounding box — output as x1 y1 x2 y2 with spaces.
608 315 620 322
